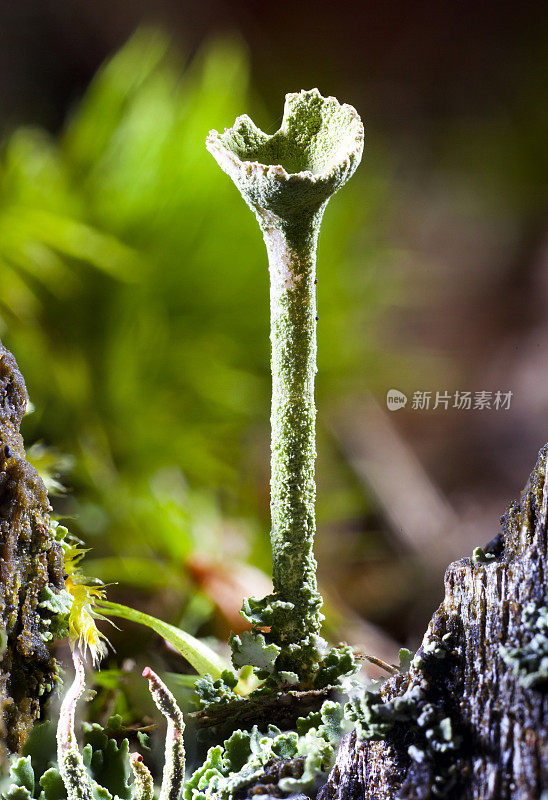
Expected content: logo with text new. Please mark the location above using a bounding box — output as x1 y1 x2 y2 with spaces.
386 389 408 411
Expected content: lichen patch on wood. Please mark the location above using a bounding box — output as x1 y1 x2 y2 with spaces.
320 445 548 800
0 342 65 755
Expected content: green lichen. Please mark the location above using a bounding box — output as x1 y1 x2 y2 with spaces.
471 546 496 565
500 602 548 690
207 89 363 686
3 757 37 800
194 671 240 709
346 628 462 798
127 757 153 800
38 586 72 643
397 648 414 672
0 715 156 800
185 700 348 800
37 523 77 647
81 719 133 799
230 632 280 676
1 655 188 800
6 90 368 800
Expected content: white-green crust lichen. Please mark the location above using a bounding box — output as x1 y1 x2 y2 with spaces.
207 89 363 684
500 602 548 690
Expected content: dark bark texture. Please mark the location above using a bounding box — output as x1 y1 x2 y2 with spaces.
193 686 332 744
320 447 548 800
0 342 65 755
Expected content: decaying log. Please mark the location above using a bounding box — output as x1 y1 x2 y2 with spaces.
320 446 547 800
192 686 333 745
0 342 65 755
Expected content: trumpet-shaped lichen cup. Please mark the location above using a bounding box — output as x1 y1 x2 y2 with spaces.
207 89 364 685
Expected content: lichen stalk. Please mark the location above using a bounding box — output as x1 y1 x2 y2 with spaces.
142 667 186 800
130 753 155 800
56 656 187 800
57 652 93 800
265 215 324 647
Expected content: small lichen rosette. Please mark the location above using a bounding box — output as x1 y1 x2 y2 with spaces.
206 89 364 221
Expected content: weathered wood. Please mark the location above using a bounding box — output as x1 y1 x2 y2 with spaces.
0 342 65 755
320 446 548 800
192 686 332 744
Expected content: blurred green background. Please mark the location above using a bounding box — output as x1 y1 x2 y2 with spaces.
1 1 547 694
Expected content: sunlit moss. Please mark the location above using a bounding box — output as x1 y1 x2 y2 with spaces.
63 541 110 667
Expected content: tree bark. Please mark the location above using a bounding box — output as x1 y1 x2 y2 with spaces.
320 446 548 800
0 342 65 756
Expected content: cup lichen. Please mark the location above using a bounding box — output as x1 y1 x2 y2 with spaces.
207 89 364 686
